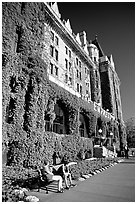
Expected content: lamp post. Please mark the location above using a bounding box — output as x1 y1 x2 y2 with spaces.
110 132 113 146
98 128 102 146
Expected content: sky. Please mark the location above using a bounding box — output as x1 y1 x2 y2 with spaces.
57 2 135 122
0 0 135 176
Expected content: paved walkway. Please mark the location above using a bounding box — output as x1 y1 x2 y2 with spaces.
29 158 135 202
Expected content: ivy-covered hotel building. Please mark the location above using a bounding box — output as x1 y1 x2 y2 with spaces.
42 3 125 142
2 2 126 165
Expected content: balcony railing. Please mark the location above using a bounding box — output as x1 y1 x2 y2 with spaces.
45 121 87 137
79 128 84 137
45 121 64 134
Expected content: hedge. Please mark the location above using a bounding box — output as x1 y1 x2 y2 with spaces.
2 157 119 202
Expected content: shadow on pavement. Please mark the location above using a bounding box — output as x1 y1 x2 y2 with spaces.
120 161 135 164
120 158 135 164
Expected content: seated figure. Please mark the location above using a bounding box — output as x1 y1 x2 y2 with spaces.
41 159 64 193
53 161 76 189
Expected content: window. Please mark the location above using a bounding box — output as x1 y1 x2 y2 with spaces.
96 81 99 88
69 62 71 72
55 49 58 61
65 74 68 83
50 45 54 57
85 67 87 74
55 66 58 76
77 83 79 92
95 70 98 78
51 31 54 41
65 59 68 69
79 61 81 68
69 50 71 58
94 57 96 62
79 72 82 80
55 36 59 46
77 70 79 78
86 90 89 95
69 77 72 85
86 82 89 87
50 63 53 75
80 85 82 94
65 46 68 55
79 113 88 137
76 58 78 66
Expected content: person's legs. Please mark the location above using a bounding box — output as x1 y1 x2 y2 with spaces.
52 175 63 191
64 173 69 188
67 173 77 187
68 173 72 185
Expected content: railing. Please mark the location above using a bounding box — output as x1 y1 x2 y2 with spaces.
45 121 89 138
45 121 64 134
79 128 84 137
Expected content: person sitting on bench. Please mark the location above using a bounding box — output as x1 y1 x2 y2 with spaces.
62 161 76 189
41 159 64 193
53 160 77 189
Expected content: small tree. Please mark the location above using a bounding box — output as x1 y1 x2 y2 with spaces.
125 117 135 148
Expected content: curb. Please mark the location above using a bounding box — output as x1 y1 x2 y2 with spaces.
79 160 123 182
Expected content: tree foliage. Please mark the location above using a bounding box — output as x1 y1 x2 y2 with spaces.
125 117 135 148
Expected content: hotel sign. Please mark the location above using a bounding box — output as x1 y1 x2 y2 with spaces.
94 102 115 120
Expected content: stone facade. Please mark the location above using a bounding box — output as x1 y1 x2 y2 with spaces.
42 2 126 151
44 2 124 122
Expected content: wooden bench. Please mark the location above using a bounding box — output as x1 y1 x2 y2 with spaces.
37 162 77 193
37 168 59 194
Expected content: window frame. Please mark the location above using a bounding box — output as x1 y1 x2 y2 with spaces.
69 50 71 58
55 66 58 76
55 49 58 61
51 31 54 41
50 63 54 75
65 58 68 69
77 83 79 92
55 36 59 46
50 45 54 57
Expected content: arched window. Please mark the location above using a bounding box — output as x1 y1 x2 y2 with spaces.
53 104 65 134
45 103 66 134
79 113 88 137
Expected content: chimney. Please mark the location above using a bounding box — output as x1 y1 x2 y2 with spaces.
79 31 87 47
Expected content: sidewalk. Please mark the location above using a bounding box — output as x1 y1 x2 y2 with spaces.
28 158 135 202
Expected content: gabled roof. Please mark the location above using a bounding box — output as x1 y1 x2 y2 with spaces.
51 2 61 18
65 19 72 33
76 33 82 45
